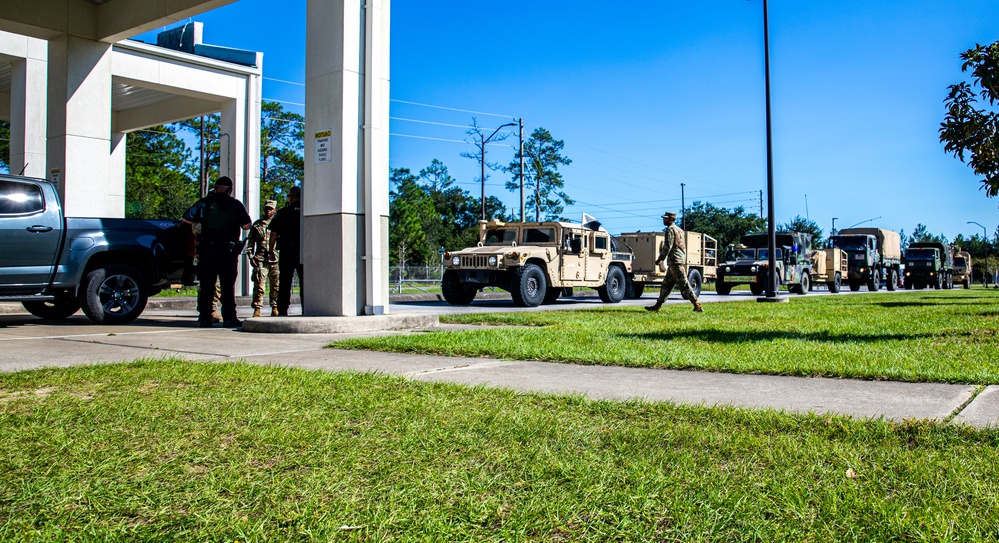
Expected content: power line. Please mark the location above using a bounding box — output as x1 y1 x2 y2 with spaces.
390 99 514 119
263 76 305 87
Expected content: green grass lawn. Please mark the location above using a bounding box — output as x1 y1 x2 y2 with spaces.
333 289 999 384
2 361 998 541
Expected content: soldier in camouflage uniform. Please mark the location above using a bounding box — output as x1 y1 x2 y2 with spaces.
245 200 280 317
646 211 704 312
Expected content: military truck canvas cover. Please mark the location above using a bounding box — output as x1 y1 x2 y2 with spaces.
836 228 901 259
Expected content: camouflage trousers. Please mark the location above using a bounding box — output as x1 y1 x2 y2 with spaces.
655 261 699 305
251 263 280 309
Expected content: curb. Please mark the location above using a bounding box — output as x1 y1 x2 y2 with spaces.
242 313 439 334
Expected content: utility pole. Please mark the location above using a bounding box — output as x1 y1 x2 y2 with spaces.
480 122 516 220
680 183 686 231
759 0 784 303
519 118 525 222
759 190 764 218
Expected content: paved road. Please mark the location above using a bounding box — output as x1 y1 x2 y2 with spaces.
1 287 996 428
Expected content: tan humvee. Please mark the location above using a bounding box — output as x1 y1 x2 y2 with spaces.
616 231 718 298
441 219 634 307
809 247 849 293
953 248 973 289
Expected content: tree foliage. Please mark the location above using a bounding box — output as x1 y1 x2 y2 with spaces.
909 223 949 244
506 127 574 222
682 201 766 249
124 126 197 219
389 168 434 266
940 41 999 199
780 215 824 247
0 120 9 173
260 101 304 210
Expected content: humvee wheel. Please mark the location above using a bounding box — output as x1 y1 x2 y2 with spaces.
886 269 897 291
598 266 626 303
511 263 547 307
964 279 970 289
542 286 562 305
828 272 842 293
750 283 763 296
849 281 861 292
791 273 810 295
687 268 703 298
625 277 644 299
715 281 732 296
441 270 478 305
934 274 942 289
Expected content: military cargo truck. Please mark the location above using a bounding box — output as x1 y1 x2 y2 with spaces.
903 241 954 289
953 249 972 289
829 227 902 292
616 230 718 299
715 232 813 295
441 219 634 307
809 247 848 293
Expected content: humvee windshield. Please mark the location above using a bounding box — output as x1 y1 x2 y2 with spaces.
955 257 967 267
907 249 936 261
727 248 756 260
830 236 866 251
758 248 783 260
484 228 518 245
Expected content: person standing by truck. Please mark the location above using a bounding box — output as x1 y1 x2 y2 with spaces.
646 211 704 313
268 185 303 316
245 199 280 317
182 176 252 328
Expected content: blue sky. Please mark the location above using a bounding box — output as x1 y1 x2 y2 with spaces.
135 0 999 243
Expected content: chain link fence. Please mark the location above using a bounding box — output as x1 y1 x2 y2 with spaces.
389 265 444 293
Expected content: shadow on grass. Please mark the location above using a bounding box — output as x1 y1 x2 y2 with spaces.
625 329 934 344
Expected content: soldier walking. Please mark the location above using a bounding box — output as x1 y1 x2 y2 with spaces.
646 211 704 313
245 199 280 317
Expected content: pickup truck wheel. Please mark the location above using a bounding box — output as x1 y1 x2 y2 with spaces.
511 263 547 307
687 269 703 298
867 270 880 292
22 298 81 320
441 269 477 305
886 270 897 291
598 266 626 303
79 264 148 324
715 281 732 296
828 272 841 293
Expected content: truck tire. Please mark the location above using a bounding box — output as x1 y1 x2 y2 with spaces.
686 269 703 299
750 283 764 296
964 279 970 289
22 298 81 320
828 272 841 293
934 274 942 289
791 273 810 295
542 286 563 304
626 278 645 299
441 269 477 305
598 266 626 303
867 269 880 292
78 264 148 324
886 269 897 291
715 281 732 296
511 263 547 307
849 281 861 292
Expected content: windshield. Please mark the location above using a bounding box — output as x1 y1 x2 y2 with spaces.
758 248 784 260
726 248 756 260
831 236 867 252
484 228 518 245
907 248 936 261
955 257 967 267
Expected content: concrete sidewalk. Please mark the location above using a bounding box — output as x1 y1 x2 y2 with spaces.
1 310 996 428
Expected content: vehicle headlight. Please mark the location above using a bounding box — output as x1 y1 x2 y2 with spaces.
750 265 757 273
452 256 460 266
725 266 731 272
488 256 497 266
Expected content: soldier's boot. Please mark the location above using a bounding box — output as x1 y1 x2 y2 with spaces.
252 308 261 318
271 307 279 317
693 301 704 312
645 302 663 312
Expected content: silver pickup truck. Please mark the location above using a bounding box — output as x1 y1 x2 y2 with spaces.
1 174 191 324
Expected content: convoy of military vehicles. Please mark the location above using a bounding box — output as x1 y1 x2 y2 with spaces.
440 217 984 306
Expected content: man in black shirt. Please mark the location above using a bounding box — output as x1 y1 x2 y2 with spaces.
268 185 302 316
183 176 252 327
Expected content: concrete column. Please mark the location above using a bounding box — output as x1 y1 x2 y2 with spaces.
109 131 126 211
303 0 390 317
46 35 117 217
1 32 47 178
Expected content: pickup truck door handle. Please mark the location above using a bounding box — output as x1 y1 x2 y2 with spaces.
26 225 54 233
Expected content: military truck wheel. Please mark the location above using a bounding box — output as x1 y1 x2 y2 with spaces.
964 279 971 289
715 281 732 296
828 272 841 293
511 263 547 307
791 273 810 295
750 283 764 296
686 269 703 298
886 270 897 291
79 264 148 324
542 286 563 304
598 266 627 303
867 269 880 292
441 270 477 305
22 298 81 320
934 275 942 289
625 278 645 299
849 281 861 292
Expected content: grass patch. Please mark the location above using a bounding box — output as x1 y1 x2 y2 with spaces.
2 360 999 541
334 290 999 384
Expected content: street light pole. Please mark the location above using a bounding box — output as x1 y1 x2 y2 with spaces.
968 221 989 286
480 122 517 221
758 0 784 303
519 118 525 222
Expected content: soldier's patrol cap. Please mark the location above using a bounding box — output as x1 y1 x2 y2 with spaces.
661 211 677 219
214 176 233 188
264 200 277 209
